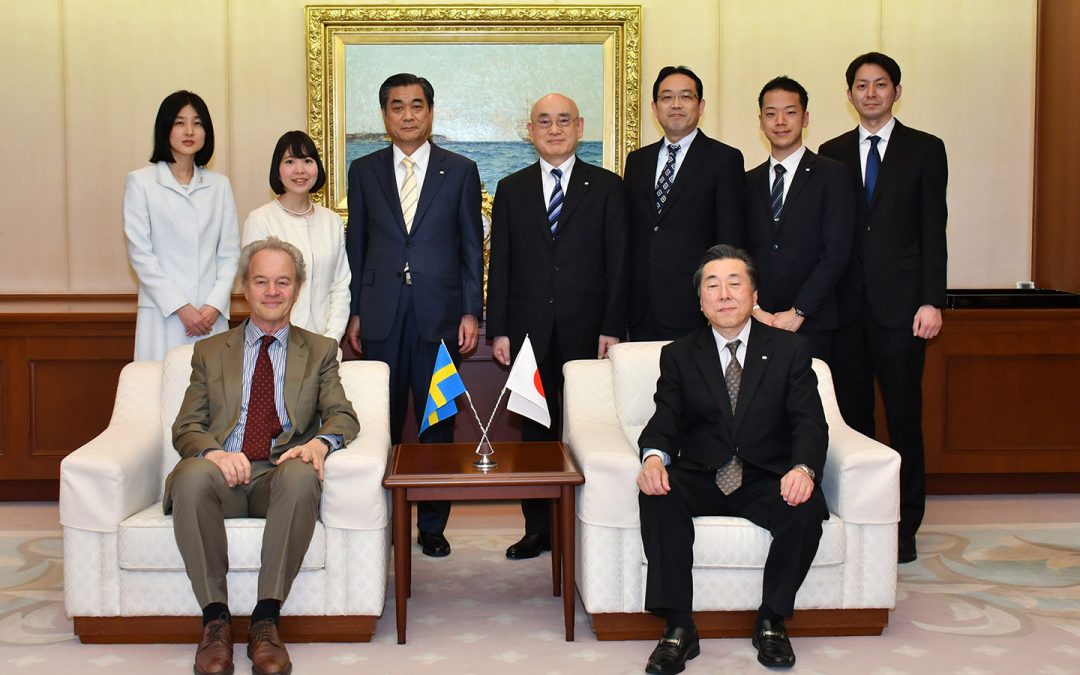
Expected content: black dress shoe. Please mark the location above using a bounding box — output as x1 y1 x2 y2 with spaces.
752 618 795 668
416 530 451 557
898 536 917 564
645 625 700 675
506 533 551 560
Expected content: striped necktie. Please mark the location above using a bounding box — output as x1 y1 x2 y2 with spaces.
548 167 564 235
770 164 786 221
400 156 418 232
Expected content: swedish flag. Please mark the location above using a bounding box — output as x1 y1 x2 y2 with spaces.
419 341 467 434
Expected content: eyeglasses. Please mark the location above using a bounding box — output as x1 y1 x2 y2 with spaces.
657 92 700 104
533 116 578 129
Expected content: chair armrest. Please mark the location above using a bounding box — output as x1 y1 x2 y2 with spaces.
821 422 901 524
60 424 163 533
60 362 164 533
566 422 642 529
320 426 391 530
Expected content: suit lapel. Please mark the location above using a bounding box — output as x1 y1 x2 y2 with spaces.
554 158 592 237
692 327 734 426
749 159 773 225
282 327 308 433
527 163 555 250
776 150 817 230
373 147 407 233
221 324 246 429
638 141 663 226
658 132 707 223
733 321 771 434
869 121 907 213
412 143 448 232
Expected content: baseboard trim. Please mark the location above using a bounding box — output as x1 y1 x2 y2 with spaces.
587 608 889 641
73 615 377 644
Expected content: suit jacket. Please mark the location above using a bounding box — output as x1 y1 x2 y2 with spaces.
638 321 827 480
486 159 629 363
818 121 948 327
345 142 484 343
171 321 361 463
745 150 854 332
624 131 747 332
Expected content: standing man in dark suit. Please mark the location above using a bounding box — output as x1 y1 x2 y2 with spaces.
487 93 629 560
168 237 360 675
818 52 947 564
637 245 828 672
625 65 747 341
746 76 854 362
344 73 484 558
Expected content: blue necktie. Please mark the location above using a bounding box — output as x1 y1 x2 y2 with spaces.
655 144 680 213
548 168 563 235
865 135 881 205
770 164 786 221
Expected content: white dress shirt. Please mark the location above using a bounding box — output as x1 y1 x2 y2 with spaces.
857 116 896 182
768 145 807 205
393 141 431 194
539 155 577 204
653 127 700 186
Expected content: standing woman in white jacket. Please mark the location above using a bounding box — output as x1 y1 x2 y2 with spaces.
124 90 240 361
242 131 351 342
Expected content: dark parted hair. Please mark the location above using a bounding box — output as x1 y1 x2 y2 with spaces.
693 244 759 296
149 90 215 166
379 73 435 110
268 130 326 195
845 52 902 89
652 65 703 101
758 75 809 110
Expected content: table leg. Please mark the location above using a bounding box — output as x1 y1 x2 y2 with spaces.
392 488 409 644
550 499 561 596
561 485 575 641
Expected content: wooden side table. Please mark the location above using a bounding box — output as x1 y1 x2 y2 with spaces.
383 441 584 644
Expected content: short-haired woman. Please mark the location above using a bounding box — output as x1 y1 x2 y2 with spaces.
241 131 351 342
124 90 240 361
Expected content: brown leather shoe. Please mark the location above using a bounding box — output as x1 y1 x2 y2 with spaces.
194 618 234 675
247 618 292 675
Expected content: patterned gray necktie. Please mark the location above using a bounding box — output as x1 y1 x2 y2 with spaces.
715 340 743 495
654 144 680 213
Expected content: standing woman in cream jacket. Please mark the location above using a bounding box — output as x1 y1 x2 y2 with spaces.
242 131 351 342
124 90 240 361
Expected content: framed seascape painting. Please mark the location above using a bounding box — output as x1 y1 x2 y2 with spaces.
305 5 643 218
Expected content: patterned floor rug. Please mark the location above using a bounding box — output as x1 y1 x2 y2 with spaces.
2 522 1079 674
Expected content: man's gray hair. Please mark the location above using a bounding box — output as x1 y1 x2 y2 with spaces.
692 244 759 296
238 236 307 289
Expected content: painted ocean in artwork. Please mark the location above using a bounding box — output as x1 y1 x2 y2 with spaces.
346 140 604 194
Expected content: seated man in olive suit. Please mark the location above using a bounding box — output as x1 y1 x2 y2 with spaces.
166 236 360 675
637 244 828 673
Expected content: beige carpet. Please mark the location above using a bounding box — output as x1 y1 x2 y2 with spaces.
2 497 1079 674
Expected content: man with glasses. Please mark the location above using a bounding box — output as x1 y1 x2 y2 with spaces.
487 93 629 560
625 65 747 341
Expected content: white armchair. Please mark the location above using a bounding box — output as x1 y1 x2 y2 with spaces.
562 341 900 639
59 343 391 643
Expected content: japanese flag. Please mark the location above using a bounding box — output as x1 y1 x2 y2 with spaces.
506 335 551 428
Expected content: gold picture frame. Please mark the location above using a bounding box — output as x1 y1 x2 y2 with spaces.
305 4 642 219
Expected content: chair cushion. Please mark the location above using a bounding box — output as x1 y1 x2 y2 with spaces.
642 515 845 569
117 503 326 571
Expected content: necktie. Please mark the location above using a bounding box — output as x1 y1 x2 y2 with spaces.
715 340 743 495
654 143 680 213
400 156 418 232
548 167 564 235
864 135 881 206
770 164 787 221
240 335 282 462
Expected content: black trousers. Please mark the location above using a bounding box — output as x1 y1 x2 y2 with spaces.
639 463 826 618
518 327 568 537
830 303 926 542
363 285 456 534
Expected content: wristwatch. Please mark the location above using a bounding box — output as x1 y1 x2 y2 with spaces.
316 437 333 452
792 464 815 480
793 307 806 318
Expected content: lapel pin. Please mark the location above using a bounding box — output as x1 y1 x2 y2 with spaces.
439 170 445 175
805 168 811 172
584 181 590 186
762 355 768 360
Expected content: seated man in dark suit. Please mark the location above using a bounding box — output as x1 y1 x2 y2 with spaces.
166 237 360 675
637 244 828 673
